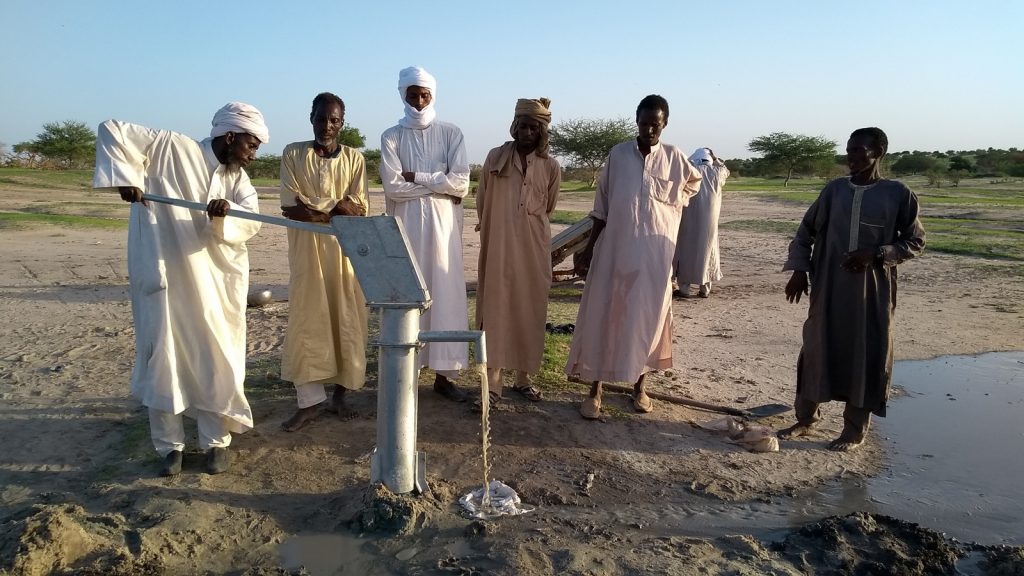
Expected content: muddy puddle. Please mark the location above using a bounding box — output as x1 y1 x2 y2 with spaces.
591 352 1024 545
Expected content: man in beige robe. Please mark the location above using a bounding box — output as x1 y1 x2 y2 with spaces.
476 98 561 403
566 95 701 419
279 92 369 432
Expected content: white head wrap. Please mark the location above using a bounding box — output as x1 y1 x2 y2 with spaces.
210 101 270 143
689 147 712 165
397 66 437 129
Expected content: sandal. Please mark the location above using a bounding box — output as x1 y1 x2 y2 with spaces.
511 385 543 402
580 396 601 420
473 391 503 412
632 391 653 413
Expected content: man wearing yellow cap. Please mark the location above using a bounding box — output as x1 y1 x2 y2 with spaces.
476 98 561 403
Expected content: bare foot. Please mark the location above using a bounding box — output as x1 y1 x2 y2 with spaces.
777 423 815 440
324 385 357 419
281 405 321 432
827 435 865 452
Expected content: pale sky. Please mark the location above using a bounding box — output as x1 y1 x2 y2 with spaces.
2 0 1021 164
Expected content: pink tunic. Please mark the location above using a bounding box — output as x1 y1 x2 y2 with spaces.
566 140 701 383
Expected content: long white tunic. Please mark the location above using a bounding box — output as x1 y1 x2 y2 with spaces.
674 162 729 285
380 121 470 371
93 120 261 432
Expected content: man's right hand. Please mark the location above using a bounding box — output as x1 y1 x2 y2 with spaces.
785 271 809 303
282 198 330 223
574 248 594 278
119 186 146 205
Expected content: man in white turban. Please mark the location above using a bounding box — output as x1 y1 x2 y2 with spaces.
93 102 269 476
673 147 729 298
380 66 472 402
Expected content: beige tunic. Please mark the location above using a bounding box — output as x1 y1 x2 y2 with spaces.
279 142 368 389
566 141 701 383
784 178 925 415
674 162 729 285
476 145 561 372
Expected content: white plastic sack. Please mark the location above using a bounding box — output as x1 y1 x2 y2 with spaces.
460 480 535 519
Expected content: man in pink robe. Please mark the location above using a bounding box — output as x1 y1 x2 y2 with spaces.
565 95 701 419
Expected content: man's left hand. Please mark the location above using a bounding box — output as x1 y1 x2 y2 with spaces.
402 171 416 183
207 199 230 218
841 248 877 273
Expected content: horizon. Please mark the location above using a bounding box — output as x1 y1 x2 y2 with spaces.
2 1 1021 165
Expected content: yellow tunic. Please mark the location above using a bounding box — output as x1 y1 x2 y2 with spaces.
279 142 368 389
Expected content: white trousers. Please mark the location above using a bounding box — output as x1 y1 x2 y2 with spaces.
148 408 231 456
295 382 329 409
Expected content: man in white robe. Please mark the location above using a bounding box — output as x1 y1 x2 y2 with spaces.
674 147 729 298
93 102 268 476
566 95 701 419
380 66 471 402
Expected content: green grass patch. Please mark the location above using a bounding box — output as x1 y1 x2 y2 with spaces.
550 210 588 225
251 178 280 187
0 211 127 230
720 219 799 235
536 332 575 393
0 168 93 190
921 216 1024 260
560 180 595 193
725 177 824 192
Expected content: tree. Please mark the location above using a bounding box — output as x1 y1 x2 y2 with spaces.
948 155 975 173
13 141 44 167
925 168 946 188
23 120 96 168
246 154 281 180
550 118 636 186
338 126 365 148
947 169 968 187
891 153 941 175
747 132 836 186
362 148 382 184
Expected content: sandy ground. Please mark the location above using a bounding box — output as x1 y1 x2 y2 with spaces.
1 183 1022 575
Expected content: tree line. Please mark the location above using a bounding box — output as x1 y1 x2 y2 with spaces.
5 120 1022 190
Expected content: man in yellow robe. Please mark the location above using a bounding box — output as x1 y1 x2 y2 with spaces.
279 92 369 432
476 98 560 403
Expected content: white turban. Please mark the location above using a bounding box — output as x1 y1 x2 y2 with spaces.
210 101 270 143
398 66 436 96
689 147 712 165
397 66 437 130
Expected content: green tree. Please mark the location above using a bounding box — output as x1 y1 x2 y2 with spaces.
246 154 281 179
550 117 636 186
362 148 382 184
747 132 836 186
338 126 366 148
23 120 97 168
948 155 975 173
925 168 946 188
947 169 968 187
891 153 940 175
13 141 44 167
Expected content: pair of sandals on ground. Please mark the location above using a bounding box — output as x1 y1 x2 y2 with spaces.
580 388 653 420
469 369 543 408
